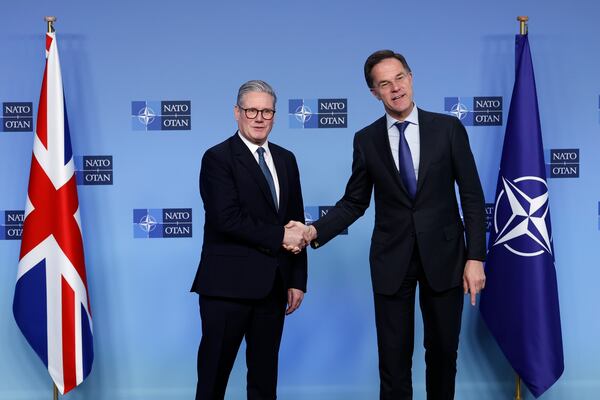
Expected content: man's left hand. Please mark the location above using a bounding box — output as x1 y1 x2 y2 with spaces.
463 260 485 306
286 288 304 315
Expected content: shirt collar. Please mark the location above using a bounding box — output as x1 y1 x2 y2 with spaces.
237 131 271 156
386 103 419 130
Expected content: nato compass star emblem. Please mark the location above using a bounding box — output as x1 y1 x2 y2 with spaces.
294 104 312 124
492 176 553 257
450 102 469 120
137 106 156 126
139 214 158 233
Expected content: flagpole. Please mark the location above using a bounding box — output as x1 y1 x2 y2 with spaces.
513 17 529 400
518 15 528 35
46 14 58 400
45 15 56 34
512 17 529 400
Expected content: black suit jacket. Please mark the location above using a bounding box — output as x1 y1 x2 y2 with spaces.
191 133 307 299
313 109 485 294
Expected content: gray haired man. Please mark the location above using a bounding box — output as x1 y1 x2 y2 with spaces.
191 80 308 399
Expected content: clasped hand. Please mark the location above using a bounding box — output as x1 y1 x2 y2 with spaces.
282 220 317 254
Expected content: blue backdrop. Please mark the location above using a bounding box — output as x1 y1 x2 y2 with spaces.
1 1 599 399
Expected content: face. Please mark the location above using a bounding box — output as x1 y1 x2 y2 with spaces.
369 58 414 121
234 91 275 145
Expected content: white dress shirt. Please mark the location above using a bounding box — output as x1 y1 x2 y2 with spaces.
386 105 420 179
238 132 280 206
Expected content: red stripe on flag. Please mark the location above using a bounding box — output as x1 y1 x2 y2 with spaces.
36 63 48 149
45 34 53 52
61 277 76 393
20 158 88 291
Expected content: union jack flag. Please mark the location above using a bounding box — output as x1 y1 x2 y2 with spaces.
13 31 93 395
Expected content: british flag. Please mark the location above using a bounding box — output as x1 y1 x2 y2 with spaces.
13 31 93 395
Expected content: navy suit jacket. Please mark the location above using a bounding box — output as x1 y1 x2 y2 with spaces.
191 133 307 299
312 109 486 294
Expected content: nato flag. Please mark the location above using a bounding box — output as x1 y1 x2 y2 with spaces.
479 34 564 398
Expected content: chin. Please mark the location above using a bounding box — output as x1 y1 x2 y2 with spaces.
251 135 267 144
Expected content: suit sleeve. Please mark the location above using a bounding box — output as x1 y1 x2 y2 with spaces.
312 132 373 248
200 149 284 254
450 118 487 261
287 153 308 292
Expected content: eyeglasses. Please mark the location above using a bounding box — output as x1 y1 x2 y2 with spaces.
238 107 276 120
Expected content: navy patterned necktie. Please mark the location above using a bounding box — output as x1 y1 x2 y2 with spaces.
257 147 278 210
395 121 417 198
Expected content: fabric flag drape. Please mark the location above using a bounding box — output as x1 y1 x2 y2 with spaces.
13 31 93 395
479 33 564 398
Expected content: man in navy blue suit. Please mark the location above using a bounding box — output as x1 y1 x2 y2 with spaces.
191 80 307 400
290 50 487 399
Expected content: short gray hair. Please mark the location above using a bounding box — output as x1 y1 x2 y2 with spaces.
236 80 277 107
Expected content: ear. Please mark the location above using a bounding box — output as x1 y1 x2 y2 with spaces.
234 105 241 121
370 88 382 101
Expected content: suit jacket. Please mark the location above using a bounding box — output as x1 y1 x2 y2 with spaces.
312 109 485 294
191 133 307 299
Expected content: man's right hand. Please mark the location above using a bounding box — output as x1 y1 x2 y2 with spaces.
282 221 317 254
282 223 307 254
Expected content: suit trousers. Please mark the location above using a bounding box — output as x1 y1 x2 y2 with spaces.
196 273 286 400
374 247 464 400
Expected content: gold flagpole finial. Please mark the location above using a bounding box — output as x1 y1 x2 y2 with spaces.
517 16 528 35
515 374 522 400
44 16 56 33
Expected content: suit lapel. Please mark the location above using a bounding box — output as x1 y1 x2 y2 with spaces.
373 116 413 202
416 109 436 194
231 134 279 214
270 146 288 219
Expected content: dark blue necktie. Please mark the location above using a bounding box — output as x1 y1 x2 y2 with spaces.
396 121 417 199
257 147 278 210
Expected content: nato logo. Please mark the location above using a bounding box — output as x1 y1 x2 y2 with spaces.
304 206 347 234
2 102 33 132
484 203 495 233
0 210 24 240
131 100 191 131
133 208 192 238
75 156 113 185
444 97 502 126
491 176 552 257
289 99 347 129
546 148 579 178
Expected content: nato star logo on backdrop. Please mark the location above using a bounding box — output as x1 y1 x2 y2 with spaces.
133 208 192 238
444 96 502 126
2 102 33 132
492 176 552 257
131 101 191 131
289 99 347 129
0 210 24 240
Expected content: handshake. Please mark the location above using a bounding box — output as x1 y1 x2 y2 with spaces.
282 221 318 254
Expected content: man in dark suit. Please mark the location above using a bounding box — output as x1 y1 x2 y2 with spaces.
191 80 308 400
290 50 487 399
